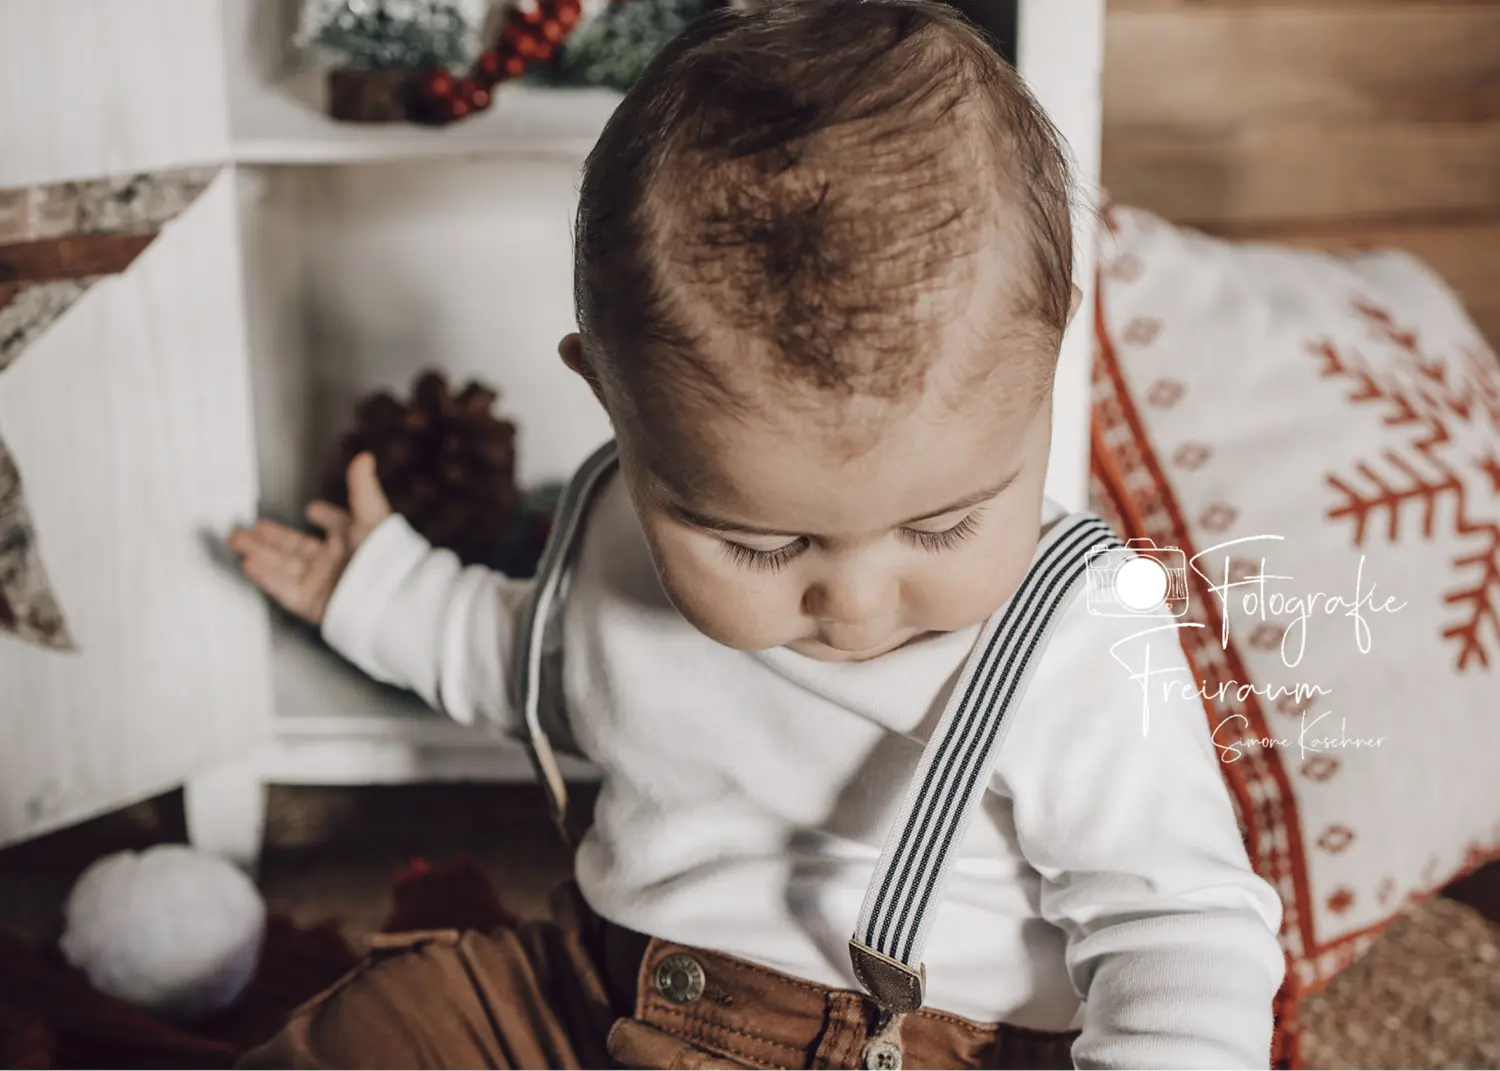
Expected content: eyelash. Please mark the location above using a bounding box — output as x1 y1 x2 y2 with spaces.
720 510 986 573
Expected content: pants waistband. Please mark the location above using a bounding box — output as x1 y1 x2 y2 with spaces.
597 921 1077 1070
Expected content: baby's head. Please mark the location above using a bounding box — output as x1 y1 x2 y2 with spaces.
562 0 1078 661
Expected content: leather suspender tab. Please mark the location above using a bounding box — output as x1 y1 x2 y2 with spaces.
849 940 925 1015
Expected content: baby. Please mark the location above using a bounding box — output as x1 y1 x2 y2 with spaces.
230 2 1285 1068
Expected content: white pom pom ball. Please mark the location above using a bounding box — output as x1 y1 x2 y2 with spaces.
60 844 266 1020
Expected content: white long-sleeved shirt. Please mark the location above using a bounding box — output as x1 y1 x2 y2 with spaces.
322 469 1286 1069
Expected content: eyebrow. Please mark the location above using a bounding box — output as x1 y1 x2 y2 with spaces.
669 467 1024 538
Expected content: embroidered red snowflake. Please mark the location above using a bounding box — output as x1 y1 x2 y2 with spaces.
1313 300 1500 670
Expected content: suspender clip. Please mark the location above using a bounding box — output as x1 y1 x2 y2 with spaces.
848 939 925 1015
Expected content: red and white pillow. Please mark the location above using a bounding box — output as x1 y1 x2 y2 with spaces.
1090 204 1500 1059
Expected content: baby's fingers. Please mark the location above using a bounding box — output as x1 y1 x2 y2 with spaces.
306 500 352 546
246 518 322 559
234 540 319 619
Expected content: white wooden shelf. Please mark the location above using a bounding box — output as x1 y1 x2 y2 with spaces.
267 619 598 784
232 69 623 165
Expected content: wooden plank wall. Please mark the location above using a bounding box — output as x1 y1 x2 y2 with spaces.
1101 0 1500 347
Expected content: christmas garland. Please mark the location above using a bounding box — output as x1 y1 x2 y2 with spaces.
413 0 588 124
308 0 725 125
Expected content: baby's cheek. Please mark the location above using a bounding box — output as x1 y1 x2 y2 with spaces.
909 535 1036 630
646 529 794 651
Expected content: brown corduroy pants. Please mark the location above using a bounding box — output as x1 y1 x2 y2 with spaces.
236 886 1078 1070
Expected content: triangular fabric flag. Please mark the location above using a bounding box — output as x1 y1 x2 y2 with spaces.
0 166 219 650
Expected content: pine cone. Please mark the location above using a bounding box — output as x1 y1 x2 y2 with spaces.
323 369 523 569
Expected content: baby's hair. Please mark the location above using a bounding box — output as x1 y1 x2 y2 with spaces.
572 0 1075 421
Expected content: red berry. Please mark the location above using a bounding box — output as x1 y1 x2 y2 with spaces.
448 97 470 120
461 79 491 111
503 55 527 78
476 49 502 81
419 68 456 100
521 4 545 24
517 35 541 58
541 18 564 42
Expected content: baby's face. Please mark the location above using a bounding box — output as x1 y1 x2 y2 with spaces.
617 381 1054 662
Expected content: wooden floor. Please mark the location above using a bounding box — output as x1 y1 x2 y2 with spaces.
1103 0 1500 349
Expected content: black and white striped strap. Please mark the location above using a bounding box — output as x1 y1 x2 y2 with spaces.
511 439 619 842
849 512 1122 1014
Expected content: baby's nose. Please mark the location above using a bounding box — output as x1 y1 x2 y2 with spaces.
802 572 898 627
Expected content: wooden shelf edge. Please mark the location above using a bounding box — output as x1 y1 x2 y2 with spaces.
231 136 604 167
264 733 600 785
228 78 622 168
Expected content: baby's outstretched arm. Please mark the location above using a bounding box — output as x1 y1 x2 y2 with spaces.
996 601 1286 1070
228 453 532 733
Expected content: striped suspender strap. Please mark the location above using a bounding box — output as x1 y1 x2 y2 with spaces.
510 439 620 844
849 512 1122 1017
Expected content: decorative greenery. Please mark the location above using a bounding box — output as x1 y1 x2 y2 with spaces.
298 0 485 71
533 0 719 91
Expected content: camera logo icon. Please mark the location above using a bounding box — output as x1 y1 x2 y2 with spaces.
1084 538 1190 617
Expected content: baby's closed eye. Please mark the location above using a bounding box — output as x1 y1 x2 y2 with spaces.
719 508 988 572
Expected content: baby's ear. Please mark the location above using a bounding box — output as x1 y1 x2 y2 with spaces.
558 333 586 375
1066 284 1083 327
558 333 605 401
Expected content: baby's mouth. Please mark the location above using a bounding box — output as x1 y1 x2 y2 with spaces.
808 629 917 660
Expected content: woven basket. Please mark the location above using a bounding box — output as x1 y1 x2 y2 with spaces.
1297 897 1500 1069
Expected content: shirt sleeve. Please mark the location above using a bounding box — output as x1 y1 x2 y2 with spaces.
320 513 534 734
994 597 1287 1070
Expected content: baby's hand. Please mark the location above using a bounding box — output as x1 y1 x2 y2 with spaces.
227 452 392 626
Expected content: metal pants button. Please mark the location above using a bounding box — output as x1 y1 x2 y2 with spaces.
864 1039 903 1070
654 953 706 1005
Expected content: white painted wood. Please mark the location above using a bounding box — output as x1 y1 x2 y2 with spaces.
0 0 232 189
236 76 624 165
0 171 275 847
1019 0 1106 513
185 755 269 873
220 0 622 166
